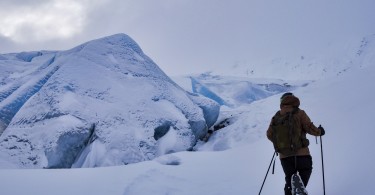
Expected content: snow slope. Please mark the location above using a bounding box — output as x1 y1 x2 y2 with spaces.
0 33 374 194
0 61 374 194
207 34 375 80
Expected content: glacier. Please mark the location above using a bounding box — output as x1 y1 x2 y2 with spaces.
187 73 309 108
0 34 220 168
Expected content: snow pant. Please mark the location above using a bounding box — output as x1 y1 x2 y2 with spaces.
280 155 312 195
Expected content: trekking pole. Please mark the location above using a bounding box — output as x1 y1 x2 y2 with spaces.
320 135 326 195
258 151 276 195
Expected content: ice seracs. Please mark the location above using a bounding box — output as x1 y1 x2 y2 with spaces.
0 34 219 168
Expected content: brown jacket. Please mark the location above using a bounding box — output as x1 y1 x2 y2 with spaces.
266 104 322 158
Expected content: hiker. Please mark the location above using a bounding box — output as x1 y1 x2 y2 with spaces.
266 92 325 195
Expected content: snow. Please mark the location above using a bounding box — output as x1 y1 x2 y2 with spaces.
15 51 43 62
0 33 375 194
0 34 220 168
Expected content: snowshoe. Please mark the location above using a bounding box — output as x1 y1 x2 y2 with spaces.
291 173 308 195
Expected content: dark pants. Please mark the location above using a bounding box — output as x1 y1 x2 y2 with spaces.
280 155 312 195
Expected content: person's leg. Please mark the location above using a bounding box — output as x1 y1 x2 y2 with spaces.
281 157 296 195
297 155 313 187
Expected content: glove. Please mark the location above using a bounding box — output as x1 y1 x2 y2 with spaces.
318 125 325 136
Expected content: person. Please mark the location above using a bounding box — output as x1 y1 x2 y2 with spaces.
266 92 325 195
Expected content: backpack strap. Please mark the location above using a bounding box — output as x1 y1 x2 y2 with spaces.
287 108 300 153
287 111 296 153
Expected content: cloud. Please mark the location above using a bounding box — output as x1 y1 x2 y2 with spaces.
1 0 375 75
0 0 48 8
0 35 17 53
0 0 90 42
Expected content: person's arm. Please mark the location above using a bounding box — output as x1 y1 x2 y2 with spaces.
300 110 322 136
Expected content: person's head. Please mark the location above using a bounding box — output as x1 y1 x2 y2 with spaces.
280 92 300 108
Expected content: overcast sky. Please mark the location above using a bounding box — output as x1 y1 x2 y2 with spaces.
1 0 375 75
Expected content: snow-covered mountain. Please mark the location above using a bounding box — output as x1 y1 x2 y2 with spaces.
0 33 375 194
203 34 375 80
0 34 220 168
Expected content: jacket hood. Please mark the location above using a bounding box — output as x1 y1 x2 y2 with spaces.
280 95 300 108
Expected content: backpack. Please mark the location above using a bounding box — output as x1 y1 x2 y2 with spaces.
271 108 309 156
